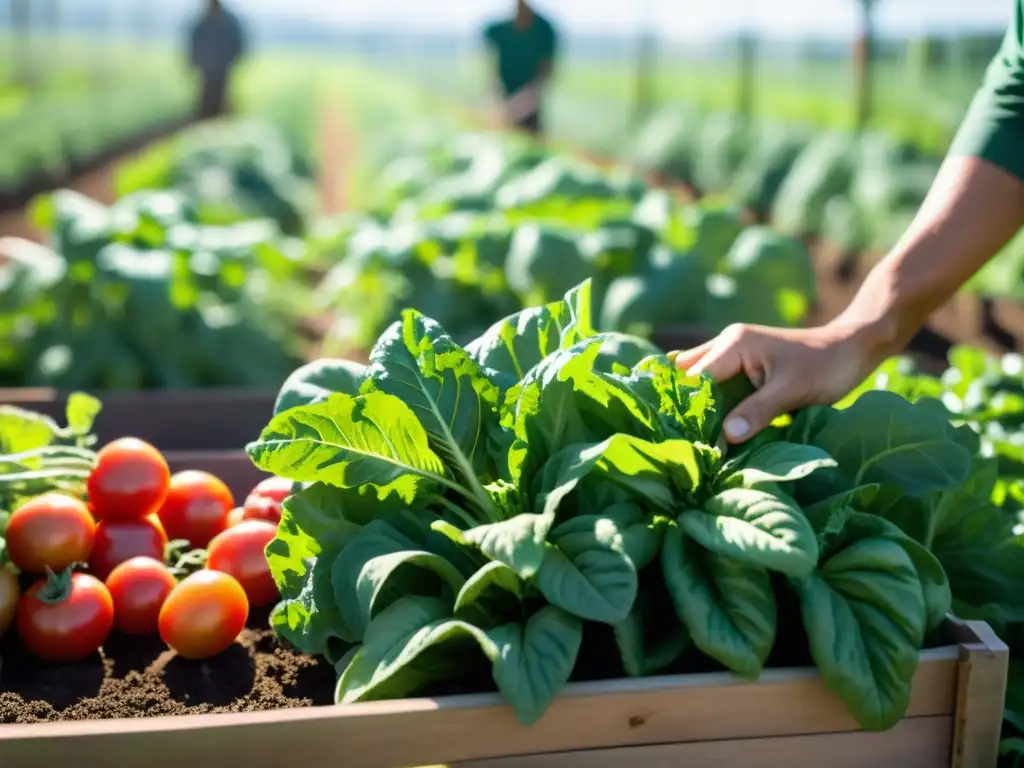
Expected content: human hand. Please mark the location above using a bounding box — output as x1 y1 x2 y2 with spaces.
503 84 541 124
673 322 882 444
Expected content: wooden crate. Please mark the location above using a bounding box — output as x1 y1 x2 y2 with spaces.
0 619 1006 768
0 389 275 451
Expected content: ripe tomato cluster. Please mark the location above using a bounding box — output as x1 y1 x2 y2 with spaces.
0 438 293 664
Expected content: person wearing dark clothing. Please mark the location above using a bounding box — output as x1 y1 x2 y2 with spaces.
483 1 558 135
189 0 246 119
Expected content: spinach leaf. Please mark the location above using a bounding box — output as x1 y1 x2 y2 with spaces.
793 537 926 731
662 523 775 679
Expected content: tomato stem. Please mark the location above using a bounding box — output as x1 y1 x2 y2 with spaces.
36 567 74 604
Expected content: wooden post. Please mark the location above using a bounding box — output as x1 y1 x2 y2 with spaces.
948 619 1010 768
737 31 757 120
11 0 30 87
853 0 878 132
633 27 657 128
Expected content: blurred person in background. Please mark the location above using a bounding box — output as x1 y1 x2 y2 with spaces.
483 0 559 136
675 3 1024 446
189 0 247 120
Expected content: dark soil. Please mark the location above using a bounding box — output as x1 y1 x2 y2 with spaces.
0 607 335 724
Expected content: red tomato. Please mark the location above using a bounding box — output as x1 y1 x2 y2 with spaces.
105 557 177 635
88 438 170 521
90 516 168 580
250 477 292 504
17 572 114 662
207 521 279 607
156 471 234 548
240 494 282 525
5 493 96 573
226 507 246 528
159 570 248 660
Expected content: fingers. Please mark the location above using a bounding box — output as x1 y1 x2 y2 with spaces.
672 339 715 373
686 335 746 382
722 376 796 444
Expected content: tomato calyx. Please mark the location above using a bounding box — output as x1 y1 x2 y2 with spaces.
35 567 77 604
165 539 209 580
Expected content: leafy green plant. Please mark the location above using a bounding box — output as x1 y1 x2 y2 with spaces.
249 280 982 730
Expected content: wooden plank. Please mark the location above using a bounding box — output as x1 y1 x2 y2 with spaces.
951 620 1010 768
0 646 960 768
459 715 953 768
0 389 276 451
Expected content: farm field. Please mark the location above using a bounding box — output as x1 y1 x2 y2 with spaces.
1 32 1024 767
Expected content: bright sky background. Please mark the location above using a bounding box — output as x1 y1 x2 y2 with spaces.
224 0 1012 38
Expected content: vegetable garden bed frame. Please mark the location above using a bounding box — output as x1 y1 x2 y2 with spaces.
0 618 1006 768
0 389 276 452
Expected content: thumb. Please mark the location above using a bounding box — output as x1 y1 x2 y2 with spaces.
721 377 796 444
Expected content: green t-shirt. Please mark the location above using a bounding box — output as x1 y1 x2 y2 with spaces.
949 1 1024 183
483 14 558 97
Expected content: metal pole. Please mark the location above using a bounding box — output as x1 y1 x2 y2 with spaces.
633 0 656 127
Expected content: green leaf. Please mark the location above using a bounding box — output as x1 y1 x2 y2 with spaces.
365 310 499 510
662 523 776 679
64 393 102 438
463 514 552 579
331 521 421 641
809 391 972 497
454 561 525 625
535 516 639 624
728 442 837 487
535 435 702 521
336 596 493 704
281 483 365 542
681 488 819 577
0 406 59 455
613 565 690 677
266 506 354 653
246 392 451 506
487 606 583 725
355 550 467 637
793 537 926 731
466 280 594 381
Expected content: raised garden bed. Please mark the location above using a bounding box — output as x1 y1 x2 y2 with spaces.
0 390 276 452
0 618 1006 768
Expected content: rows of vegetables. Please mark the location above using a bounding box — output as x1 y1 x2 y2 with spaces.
627 105 1024 302
4 68 1024 765
311 121 817 357
0 121 318 389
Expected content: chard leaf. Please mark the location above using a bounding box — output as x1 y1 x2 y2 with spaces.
809 391 972 497
535 515 639 624
466 280 595 381
336 596 493 704
793 537 926 732
662 523 776 679
487 606 583 725
681 488 819 577
246 392 451 506
355 550 468 637
729 442 837 487
365 310 499 511
281 482 371 538
535 435 702 520
266 506 354 653
623 358 717 443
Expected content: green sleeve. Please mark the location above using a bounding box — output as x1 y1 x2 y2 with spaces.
949 1 1024 183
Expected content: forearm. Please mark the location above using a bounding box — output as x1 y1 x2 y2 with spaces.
832 155 1024 359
